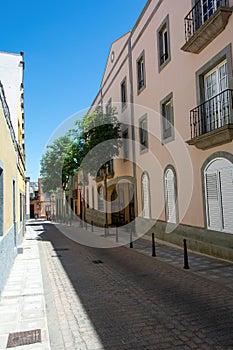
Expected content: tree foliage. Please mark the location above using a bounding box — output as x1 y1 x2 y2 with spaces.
40 134 78 192
40 106 122 194
78 106 122 177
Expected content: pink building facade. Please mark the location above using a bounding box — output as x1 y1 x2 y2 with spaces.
83 0 233 260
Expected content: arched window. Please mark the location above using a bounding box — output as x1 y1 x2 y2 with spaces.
204 157 233 233
164 166 178 224
141 172 151 219
98 185 104 211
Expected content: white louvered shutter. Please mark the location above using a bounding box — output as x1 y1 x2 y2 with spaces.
165 169 176 224
205 172 222 230
219 167 233 233
142 174 150 219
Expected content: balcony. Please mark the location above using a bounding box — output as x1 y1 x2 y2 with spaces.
187 89 233 149
181 0 233 53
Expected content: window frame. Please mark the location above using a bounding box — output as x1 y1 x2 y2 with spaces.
195 44 233 105
122 128 129 161
157 15 171 72
105 98 112 116
136 50 146 94
160 92 174 144
139 114 149 153
141 171 151 219
120 77 127 111
164 165 179 224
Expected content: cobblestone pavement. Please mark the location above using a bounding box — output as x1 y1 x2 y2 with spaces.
32 221 233 350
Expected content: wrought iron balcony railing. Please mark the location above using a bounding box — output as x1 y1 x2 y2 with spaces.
190 89 233 139
184 0 228 42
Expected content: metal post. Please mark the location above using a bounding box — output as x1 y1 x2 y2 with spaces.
130 224 133 248
152 233 156 257
183 239 190 269
85 221 87 230
91 220 93 232
116 226 118 242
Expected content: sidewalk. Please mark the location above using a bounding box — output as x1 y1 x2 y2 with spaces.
0 223 50 349
55 220 233 290
133 236 233 290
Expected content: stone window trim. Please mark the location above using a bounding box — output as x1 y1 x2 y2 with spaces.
163 164 179 224
201 151 233 228
139 114 149 153
105 98 112 115
195 44 233 105
120 77 127 111
122 128 129 161
141 171 152 219
136 50 146 95
160 92 175 144
157 14 171 72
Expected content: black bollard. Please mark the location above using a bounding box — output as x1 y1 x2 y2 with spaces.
152 233 156 257
183 239 190 269
91 220 93 232
130 224 133 248
116 226 118 243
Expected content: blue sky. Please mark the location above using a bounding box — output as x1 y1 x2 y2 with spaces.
1 0 147 181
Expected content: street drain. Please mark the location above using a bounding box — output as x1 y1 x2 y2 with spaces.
92 260 103 264
53 248 69 251
7 329 41 348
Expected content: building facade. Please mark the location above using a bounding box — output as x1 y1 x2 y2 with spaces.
68 0 233 260
0 51 26 294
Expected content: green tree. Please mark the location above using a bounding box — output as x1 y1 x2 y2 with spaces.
76 106 122 227
40 134 76 193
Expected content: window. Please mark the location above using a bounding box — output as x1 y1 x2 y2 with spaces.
98 185 104 211
160 92 174 144
106 98 112 116
0 167 3 236
137 51 146 93
121 78 127 110
204 157 233 233
164 167 178 224
203 60 229 132
86 188 89 209
123 129 129 160
139 115 148 151
107 159 114 175
195 0 221 28
141 172 151 219
157 16 171 71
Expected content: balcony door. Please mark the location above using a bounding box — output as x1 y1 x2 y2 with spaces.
204 60 228 131
194 0 221 30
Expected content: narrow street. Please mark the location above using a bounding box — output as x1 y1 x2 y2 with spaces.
31 220 233 350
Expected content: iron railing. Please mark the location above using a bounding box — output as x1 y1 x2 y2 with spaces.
184 0 228 42
190 89 233 138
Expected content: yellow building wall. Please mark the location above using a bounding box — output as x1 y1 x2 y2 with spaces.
0 104 17 235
